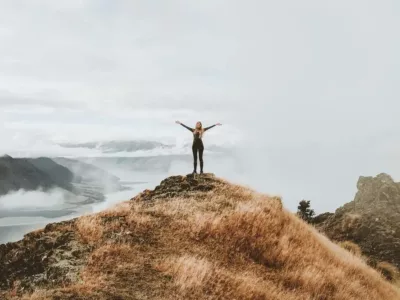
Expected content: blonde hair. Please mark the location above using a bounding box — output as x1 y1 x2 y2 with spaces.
194 128 205 138
194 122 204 138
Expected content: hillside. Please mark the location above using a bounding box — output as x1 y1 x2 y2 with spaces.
315 173 400 269
27 157 75 192
53 157 123 194
0 155 126 205
1 174 399 299
0 155 72 196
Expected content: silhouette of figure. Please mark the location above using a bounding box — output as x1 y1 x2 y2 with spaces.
175 121 222 174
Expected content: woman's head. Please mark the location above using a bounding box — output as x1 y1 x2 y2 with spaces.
195 121 202 129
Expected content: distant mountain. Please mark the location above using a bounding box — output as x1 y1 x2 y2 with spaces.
27 157 110 203
59 140 173 153
77 155 192 173
28 157 75 192
52 157 122 194
0 155 124 204
0 155 71 196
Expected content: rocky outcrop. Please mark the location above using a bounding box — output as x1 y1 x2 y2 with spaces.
0 220 91 292
311 212 334 224
132 173 221 201
316 173 400 268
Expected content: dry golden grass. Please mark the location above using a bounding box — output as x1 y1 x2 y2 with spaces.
377 261 399 282
182 195 397 299
16 177 400 299
27 228 44 237
395 278 400 288
338 241 363 257
157 255 290 300
76 214 103 244
84 243 138 275
23 281 102 300
56 222 75 232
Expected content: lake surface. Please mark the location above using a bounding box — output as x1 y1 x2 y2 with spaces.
0 172 165 244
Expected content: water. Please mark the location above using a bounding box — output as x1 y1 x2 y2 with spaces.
0 149 232 244
0 171 165 244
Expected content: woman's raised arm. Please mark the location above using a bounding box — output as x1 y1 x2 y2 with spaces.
204 123 222 132
176 121 194 132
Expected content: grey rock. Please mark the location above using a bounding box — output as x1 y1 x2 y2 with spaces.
316 173 400 268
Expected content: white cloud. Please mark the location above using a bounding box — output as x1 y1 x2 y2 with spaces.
0 188 67 210
0 0 399 212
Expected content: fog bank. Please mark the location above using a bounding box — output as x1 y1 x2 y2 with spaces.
0 188 68 210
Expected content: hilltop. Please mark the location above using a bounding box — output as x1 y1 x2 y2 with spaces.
1 174 399 299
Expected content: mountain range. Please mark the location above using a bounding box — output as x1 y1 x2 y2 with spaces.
0 155 74 196
59 140 173 153
0 155 123 204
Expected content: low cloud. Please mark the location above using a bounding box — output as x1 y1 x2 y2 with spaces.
0 188 68 210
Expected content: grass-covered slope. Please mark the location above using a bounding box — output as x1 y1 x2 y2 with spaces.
1 174 399 299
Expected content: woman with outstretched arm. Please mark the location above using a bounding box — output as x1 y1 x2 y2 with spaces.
175 120 222 174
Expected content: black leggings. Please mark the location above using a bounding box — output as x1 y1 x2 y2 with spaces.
192 142 204 172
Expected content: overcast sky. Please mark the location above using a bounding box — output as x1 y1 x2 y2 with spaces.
1 0 400 212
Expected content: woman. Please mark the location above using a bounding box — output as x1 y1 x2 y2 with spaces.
175 120 222 174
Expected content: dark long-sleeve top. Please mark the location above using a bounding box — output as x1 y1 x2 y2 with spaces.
180 123 216 143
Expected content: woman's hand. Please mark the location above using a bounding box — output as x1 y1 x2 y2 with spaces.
216 123 222 126
175 121 181 125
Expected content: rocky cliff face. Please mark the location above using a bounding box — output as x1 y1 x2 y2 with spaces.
316 173 400 268
1 174 399 299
